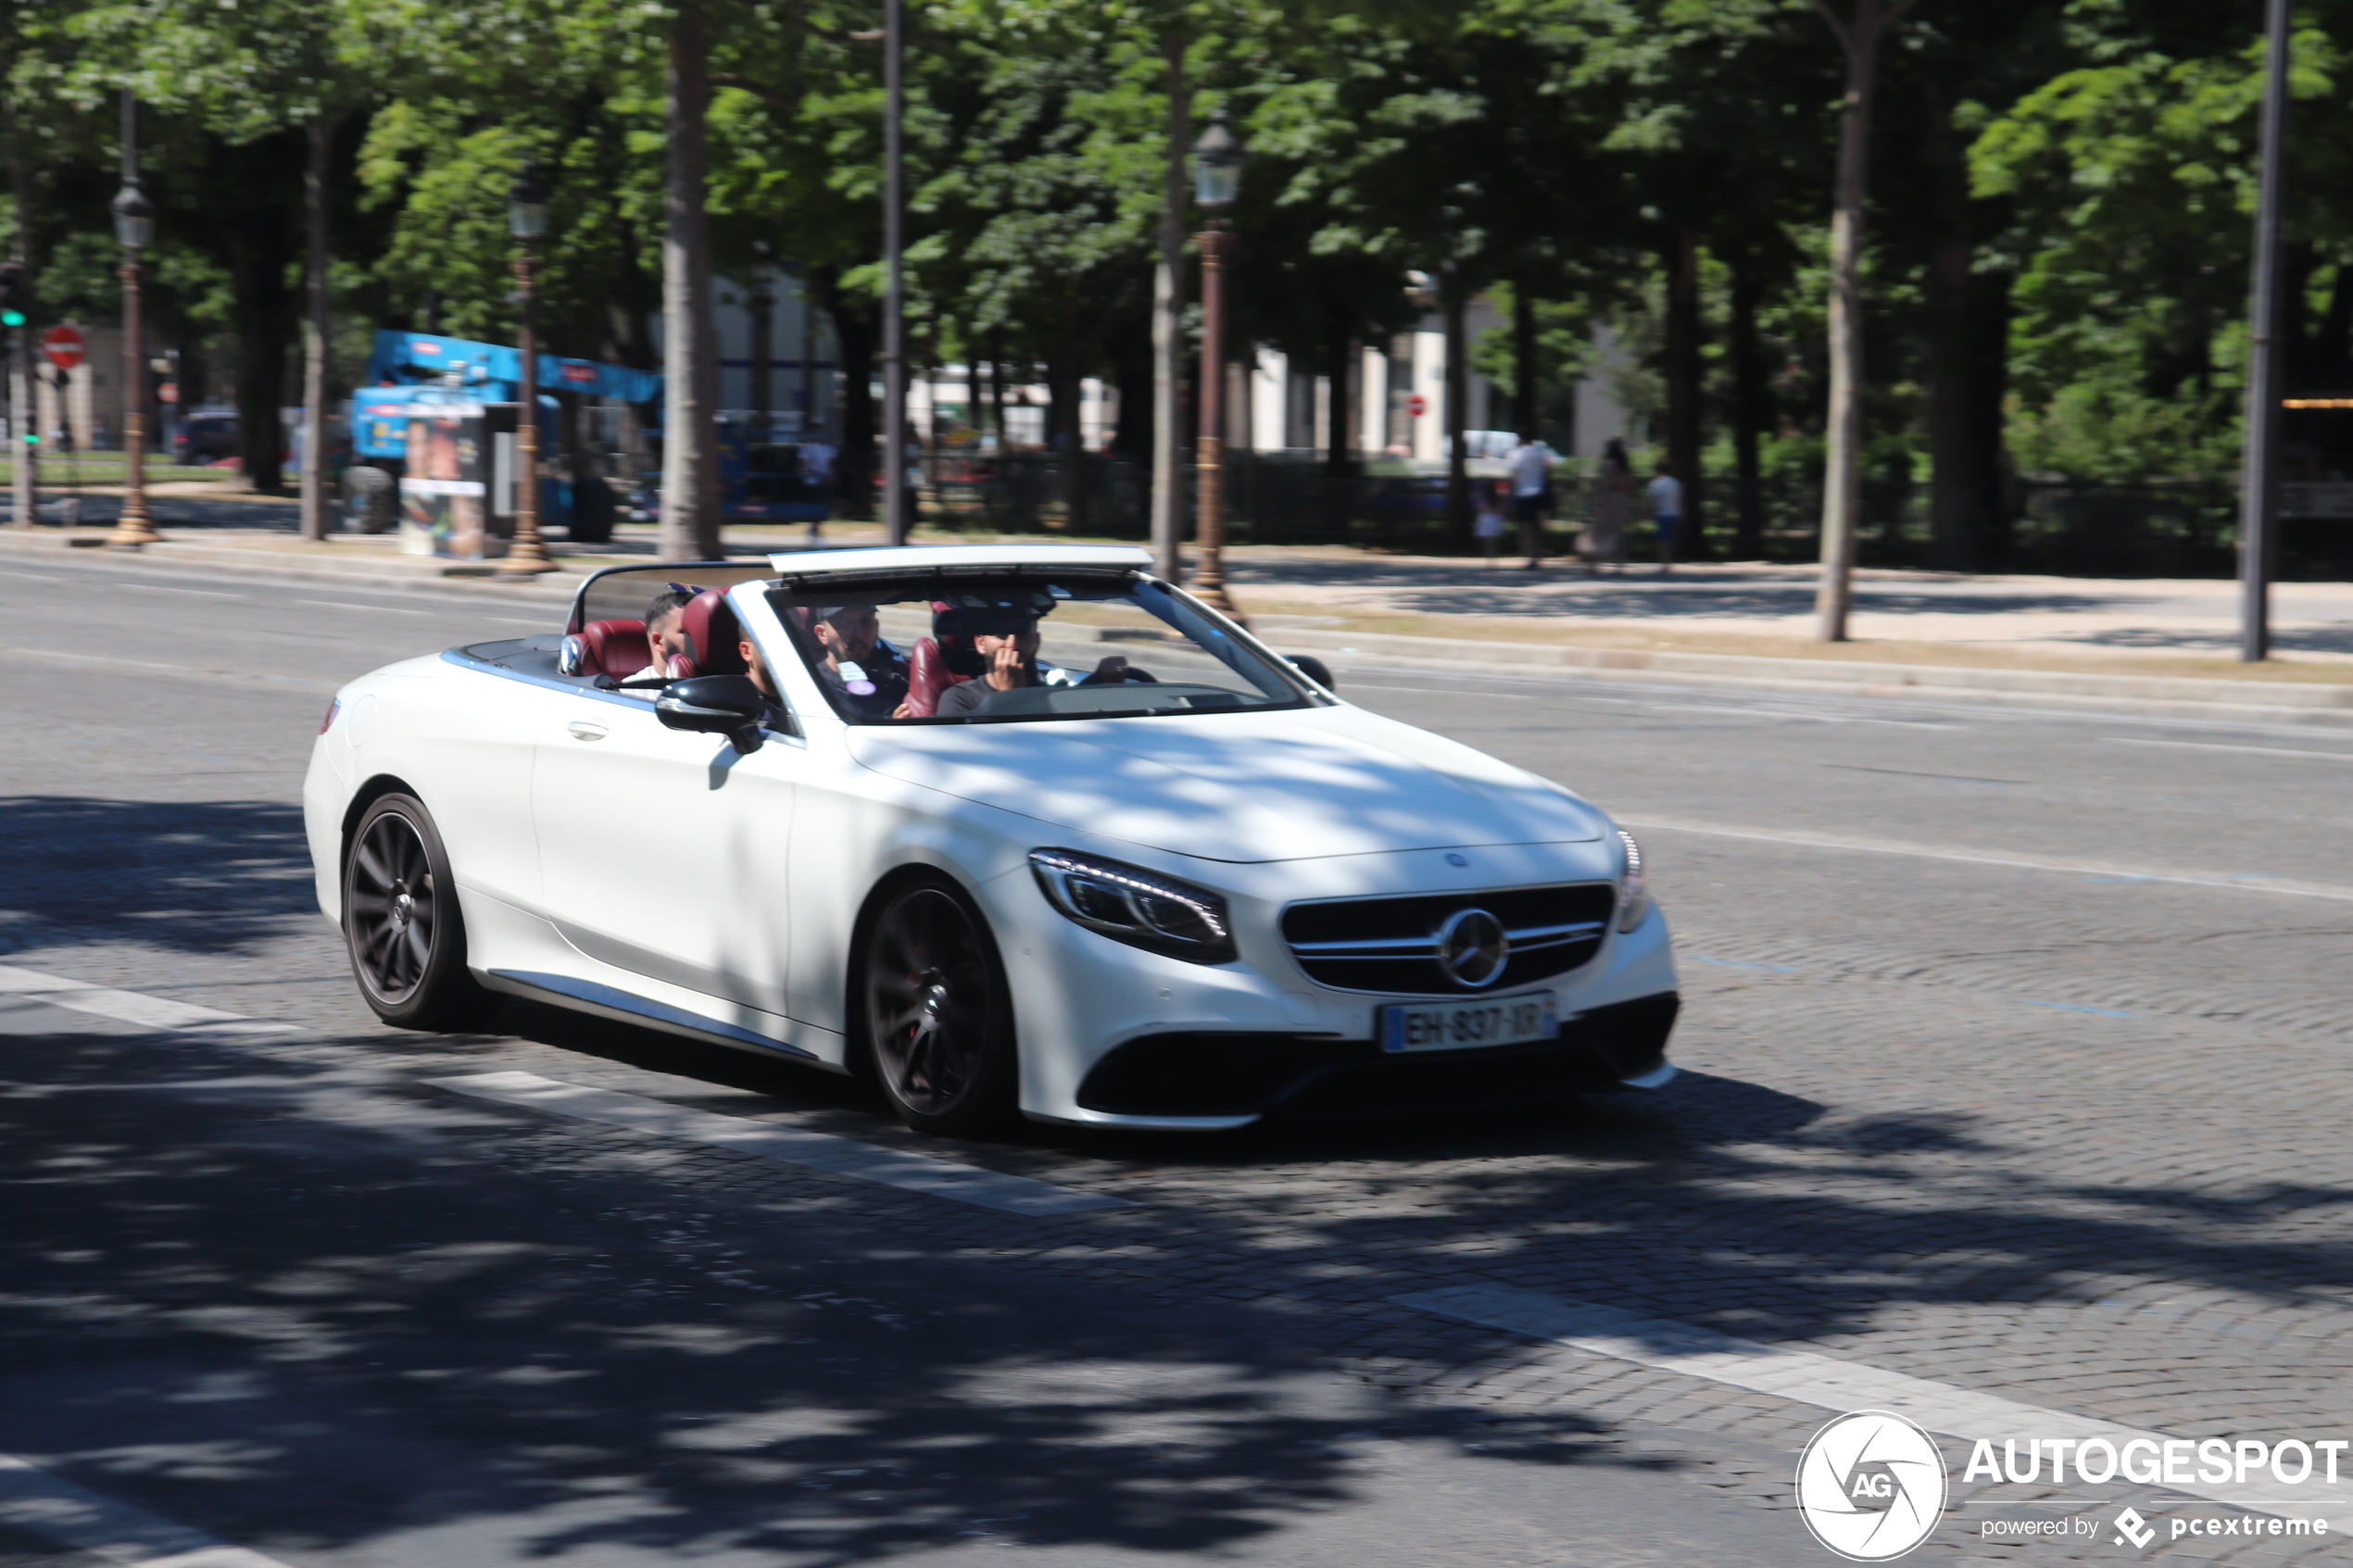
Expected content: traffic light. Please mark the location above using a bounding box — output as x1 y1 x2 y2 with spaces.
0 263 31 328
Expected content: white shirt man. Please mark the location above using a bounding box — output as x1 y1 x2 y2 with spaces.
1508 439 1552 499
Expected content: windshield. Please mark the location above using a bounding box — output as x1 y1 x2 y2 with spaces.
768 571 1320 724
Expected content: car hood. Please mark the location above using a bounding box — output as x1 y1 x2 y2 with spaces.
845 708 1606 862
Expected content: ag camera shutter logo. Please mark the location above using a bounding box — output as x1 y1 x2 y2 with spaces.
1795 1411 1948 1561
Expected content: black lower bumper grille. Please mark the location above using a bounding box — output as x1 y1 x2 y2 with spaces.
1280 882 1617 995
1077 993 1680 1121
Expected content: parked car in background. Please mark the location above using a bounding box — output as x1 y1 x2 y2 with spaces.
174 408 238 465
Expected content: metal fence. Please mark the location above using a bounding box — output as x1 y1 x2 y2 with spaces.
915 452 2353 578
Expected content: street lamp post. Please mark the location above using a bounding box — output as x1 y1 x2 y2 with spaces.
105 91 158 550
1189 110 1244 616
503 163 555 576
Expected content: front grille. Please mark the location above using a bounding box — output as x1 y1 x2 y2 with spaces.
1280 882 1617 995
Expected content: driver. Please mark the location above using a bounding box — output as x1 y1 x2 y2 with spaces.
933 604 1148 717
809 603 911 720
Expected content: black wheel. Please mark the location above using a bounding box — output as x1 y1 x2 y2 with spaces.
861 879 1016 1135
343 793 499 1031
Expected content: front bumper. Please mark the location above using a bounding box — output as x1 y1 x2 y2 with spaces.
1069 993 1680 1123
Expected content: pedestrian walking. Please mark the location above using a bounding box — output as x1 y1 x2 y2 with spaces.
1474 481 1507 563
1579 437 1633 574
798 435 836 545
1506 431 1551 570
1647 458 1684 574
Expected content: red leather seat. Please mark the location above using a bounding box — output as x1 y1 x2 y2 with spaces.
575 619 651 678
899 639 974 719
672 589 747 679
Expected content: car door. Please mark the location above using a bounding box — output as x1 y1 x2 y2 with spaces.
530 687 798 1019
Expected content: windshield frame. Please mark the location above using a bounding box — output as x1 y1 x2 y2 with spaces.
767 568 1328 727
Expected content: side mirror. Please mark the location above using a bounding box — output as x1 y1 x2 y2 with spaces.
1289 655 1336 692
657 674 768 754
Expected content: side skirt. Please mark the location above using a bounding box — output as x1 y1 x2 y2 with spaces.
484 969 837 1069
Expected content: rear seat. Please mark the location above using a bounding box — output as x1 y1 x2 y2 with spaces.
558 619 652 679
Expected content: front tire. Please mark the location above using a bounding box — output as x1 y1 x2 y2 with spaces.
343 793 499 1031
861 878 1017 1135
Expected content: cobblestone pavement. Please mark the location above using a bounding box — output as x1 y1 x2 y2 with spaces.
5 552 2353 1563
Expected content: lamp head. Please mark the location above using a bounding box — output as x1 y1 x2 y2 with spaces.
111 183 154 250
508 162 550 240
1191 110 1245 215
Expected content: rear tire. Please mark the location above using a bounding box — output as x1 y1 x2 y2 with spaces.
343 793 500 1031
860 877 1017 1135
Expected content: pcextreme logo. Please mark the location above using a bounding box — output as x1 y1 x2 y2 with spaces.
1794 1411 1949 1562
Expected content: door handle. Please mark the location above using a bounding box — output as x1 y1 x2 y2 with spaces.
566 721 609 742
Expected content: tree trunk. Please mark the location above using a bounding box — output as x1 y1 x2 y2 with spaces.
829 291 875 520
1512 282 1539 441
1151 33 1189 579
298 112 333 541
6 105 37 526
1056 300 1088 532
1663 222 1708 559
661 0 721 559
1924 92 2015 575
1730 253 1768 559
1810 0 1909 640
227 231 295 496
1443 285 1469 545
1324 302 1354 533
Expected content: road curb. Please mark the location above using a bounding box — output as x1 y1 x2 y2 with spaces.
1261 627 2353 729
0 527 585 603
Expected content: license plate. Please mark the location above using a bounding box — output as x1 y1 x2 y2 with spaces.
1378 992 1559 1054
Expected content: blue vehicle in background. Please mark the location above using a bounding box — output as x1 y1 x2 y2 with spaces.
345 331 662 543
345 330 834 539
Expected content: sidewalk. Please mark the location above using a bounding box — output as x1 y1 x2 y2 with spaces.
7 511 2351 723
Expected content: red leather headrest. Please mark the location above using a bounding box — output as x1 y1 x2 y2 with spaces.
579 619 651 679
903 636 979 717
673 590 747 680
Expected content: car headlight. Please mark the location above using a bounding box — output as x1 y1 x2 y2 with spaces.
1614 829 1649 932
1029 848 1237 964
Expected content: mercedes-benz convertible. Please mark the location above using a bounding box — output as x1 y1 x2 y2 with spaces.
303 544 1679 1134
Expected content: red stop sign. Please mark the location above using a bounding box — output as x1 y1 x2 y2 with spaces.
41 325 85 370
1406 393 1428 419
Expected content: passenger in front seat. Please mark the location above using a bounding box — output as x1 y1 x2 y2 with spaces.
809 603 911 720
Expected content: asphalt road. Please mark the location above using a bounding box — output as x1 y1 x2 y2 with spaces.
2 551 2351 1567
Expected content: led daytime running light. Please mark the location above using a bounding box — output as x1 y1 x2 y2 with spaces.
1614 829 1649 933
1029 848 1236 964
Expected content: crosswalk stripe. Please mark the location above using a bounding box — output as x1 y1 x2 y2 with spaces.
0 964 290 1035
1395 1284 2323 1518
427 1070 1132 1217
0 1450 299 1567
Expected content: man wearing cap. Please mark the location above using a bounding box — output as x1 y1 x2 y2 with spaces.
810 603 911 720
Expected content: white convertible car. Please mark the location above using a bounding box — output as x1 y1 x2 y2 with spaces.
304 544 1679 1134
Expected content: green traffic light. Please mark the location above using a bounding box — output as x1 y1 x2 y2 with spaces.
0 310 22 327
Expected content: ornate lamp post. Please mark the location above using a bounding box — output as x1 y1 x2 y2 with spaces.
1189 110 1245 615
502 163 554 574
104 92 159 549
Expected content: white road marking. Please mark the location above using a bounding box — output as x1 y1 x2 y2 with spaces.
0 965 290 1035
0 1449 300 1566
119 583 245 599
1395 1284 2315 1518
2108 735 2353 762
298 598 430 615
1344 682 1535 700
427 1070 1132 1217
1620 817 2353 904
0 569 65 582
